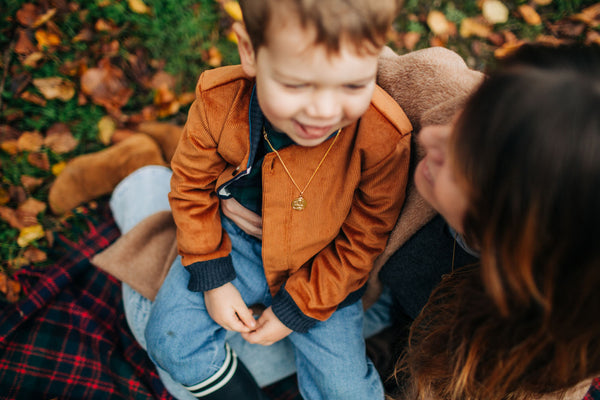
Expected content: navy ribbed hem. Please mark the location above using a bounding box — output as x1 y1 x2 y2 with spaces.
185 256 236 292
271 289 318 333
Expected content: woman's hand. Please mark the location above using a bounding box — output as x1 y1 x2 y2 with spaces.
241 306 292 346
204 283 256 332
221 197 263 239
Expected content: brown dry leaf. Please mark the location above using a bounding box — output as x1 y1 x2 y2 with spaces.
0 188 10 205
24 246 48 263
427 10 451 35
587 30 600 45
482 0 509 24
494 41 526 58
94 18 114 32
548 19 587 37
15 29 37 55
33 8 57 27
533 0 552 5
97 115 116 145
21 91 47 106
178 92 196 106
205 46 223 67
16 3 40 27
10 186 27 205
0 125 21 142
21 175 44 191
572 3 600 26
519 5 542 25
35 29 61 49
1 141 19 155
45 123 79 154
17 131 44 152
150 71 176 90
32 77 75 101
5 280 22 303
73 27 94 42
18 224 45 247
19 197 46 216
0 206 25 229
80 59 133 111
223 1 243 21
127 0 151 14
0 272 6 294
22 52 45 68
27 152 50 171
460 17 492 38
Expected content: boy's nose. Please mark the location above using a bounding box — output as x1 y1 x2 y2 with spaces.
305 89 341 119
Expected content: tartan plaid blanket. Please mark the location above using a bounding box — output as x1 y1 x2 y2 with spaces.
0 203 299 400
0 203 597 400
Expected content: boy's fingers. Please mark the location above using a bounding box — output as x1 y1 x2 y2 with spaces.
235 306 257 330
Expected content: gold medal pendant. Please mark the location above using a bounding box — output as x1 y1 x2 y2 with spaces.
292 196 306 211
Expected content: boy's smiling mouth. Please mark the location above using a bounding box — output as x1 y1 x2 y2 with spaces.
294 121 336 139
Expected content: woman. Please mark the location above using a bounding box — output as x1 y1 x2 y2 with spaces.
395 43 600 399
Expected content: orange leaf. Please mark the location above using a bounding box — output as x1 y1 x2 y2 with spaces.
15 29 37 55
24 246 48 263
427 10 451 35
21 91 47 106
45 123 79 154
19 197 47 217
0 206 26 229
81 59 133 111
572 3 600 26
35 29 61 50
32 77 75 101
17 131 44 152
403 31 421 51
33 8 57 28
22 51 45 68
21 175 44 191
1 141 19 155
6 279 22 303
519 5 542 25
127 0 151 14
205 46 223 68
460 17 492 38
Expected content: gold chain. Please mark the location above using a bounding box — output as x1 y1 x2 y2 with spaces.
262 127 341 211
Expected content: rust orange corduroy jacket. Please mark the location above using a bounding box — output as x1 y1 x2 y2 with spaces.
169 65 412 331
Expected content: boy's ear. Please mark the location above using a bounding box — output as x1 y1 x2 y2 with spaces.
233 22 257 77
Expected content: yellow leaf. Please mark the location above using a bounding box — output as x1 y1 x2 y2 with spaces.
18 224 45 247
460 18 492 38
519 5 542 25
227 30 238 44
35 29 61 49
427 10 451 35
32 77 75 101
97 116 116 145
223 1 243 21
482 0 509 24
52 161 67 176
127 0 151 14
0 188 9 205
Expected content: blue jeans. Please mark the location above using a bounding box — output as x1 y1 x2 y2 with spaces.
111 166 392 400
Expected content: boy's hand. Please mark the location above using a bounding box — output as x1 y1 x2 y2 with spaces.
204 283 256 332
241 306 292 346
221 197 263 239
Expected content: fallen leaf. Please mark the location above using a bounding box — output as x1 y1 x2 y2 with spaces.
33 8 57 28
0 188 10 205
519 5 542 25
494 41 526 58
21 91 47 106
80 59 133 111
0 206 26 229
10 186 27 205
18 224 45 247
1 141 19 155
223 1 243 21
127 0 151 14
24 246 47 263
22 52 45 68
427 10 451 35
17 131 44 152
21 175 44 191
45 123 79 153
6 280 22 303
15 29 37 55
547 19 587 37
586 30 600 45
572 3 600 26
178 92 196 106
0 125 21 142
27 152 50 171
97 115 116 145
51 161 67 176
32 77 75 101
16 3 40 27
205 46 223 67
460 18 492 38
19 197 46 216
94 18 114 32
35 29 61 49
150 71 176 90
482 0 509 24
533 0 552 5
73 27 94 42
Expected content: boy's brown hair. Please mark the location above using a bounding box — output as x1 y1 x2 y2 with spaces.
238 0 401 53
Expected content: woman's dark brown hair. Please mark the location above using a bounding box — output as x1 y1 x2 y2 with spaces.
397 43 600 399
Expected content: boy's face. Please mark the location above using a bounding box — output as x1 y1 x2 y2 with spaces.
236 14 379 147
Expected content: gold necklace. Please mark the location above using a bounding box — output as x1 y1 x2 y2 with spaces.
262 127 341 211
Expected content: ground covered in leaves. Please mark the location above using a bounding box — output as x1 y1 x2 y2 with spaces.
1 0 599 302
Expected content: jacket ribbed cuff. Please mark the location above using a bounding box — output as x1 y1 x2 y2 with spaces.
185 256 236 292
271 288 318 333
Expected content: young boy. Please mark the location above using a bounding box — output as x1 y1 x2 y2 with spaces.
145 0 411 399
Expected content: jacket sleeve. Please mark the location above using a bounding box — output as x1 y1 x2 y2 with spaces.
272 133 411 331
169 82 236 292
